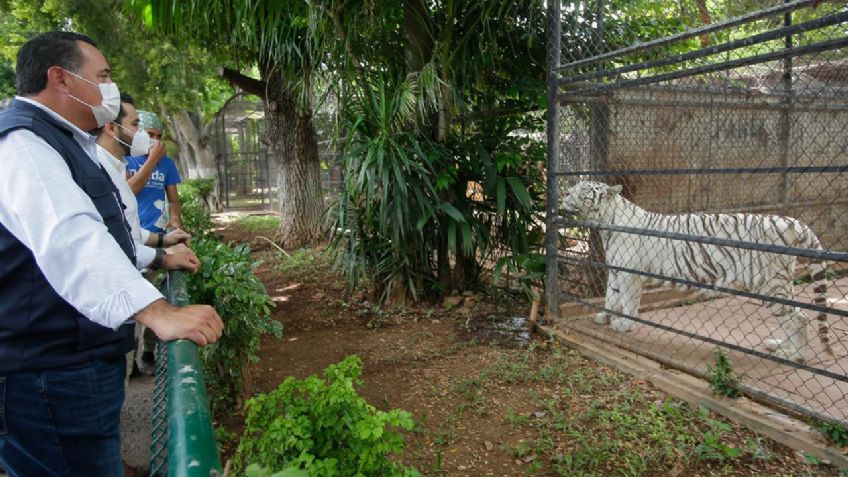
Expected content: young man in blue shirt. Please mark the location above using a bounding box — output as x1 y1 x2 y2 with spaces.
125 110 184 375
126 110 183 233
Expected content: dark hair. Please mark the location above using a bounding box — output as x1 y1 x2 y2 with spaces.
92 93 136 137
15 31 98 96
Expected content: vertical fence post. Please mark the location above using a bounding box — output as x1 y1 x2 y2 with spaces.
545 0 562 321
779 0 793 210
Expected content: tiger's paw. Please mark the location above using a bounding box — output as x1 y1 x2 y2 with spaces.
610 317 634 333
593 312 610 325
766 340 806 364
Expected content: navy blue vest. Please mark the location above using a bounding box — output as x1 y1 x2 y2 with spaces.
0 100 137 373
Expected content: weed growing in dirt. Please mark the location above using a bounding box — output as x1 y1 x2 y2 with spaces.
234 355 420 476
707 347 741 398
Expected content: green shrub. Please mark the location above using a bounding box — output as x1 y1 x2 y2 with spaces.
234 355 420 477
178 179 214 238
188 238 282 413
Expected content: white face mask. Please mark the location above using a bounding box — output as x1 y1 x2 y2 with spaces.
64 70 121 127
113 123 151 156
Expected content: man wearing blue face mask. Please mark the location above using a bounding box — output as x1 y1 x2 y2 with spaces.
0 32 224 477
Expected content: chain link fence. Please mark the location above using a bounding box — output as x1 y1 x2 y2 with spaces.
546 0 848 429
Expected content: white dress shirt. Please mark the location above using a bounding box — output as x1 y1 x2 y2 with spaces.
0 96 162 330
96 145 157 269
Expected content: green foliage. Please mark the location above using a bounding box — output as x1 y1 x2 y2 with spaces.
187 237 282 414
707 348 741 399
691 407 742 462
177 181 281 413
234 355 420 477
277 248 331 278
0 0 230 119
237 215 281 235
809 418 848 447
177 179 214 238
245 464 309 477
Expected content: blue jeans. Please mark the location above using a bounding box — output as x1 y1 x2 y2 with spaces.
0 358 126 477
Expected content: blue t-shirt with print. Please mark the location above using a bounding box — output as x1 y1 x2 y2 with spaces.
125 155 181 234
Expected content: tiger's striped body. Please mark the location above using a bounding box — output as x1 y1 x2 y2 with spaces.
562 181 834 363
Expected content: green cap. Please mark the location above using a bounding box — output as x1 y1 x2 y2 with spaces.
137 110 163 130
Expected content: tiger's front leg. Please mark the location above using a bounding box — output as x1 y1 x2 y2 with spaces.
606 271 643 332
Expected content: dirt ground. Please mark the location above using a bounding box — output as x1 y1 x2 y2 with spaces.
212 216 846 477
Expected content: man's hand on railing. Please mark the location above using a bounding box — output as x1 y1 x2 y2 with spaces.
162 244 201 273
134 299 224 346
162 228 191 246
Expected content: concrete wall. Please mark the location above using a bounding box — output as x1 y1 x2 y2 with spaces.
586 85 848 250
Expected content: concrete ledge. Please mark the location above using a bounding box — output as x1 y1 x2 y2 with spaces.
540 324 848 469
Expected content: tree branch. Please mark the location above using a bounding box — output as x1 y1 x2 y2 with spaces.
218 67 267 97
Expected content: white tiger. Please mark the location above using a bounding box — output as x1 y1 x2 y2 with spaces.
561 180 834 363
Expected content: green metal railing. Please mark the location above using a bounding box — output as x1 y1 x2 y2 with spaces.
150 270 223 477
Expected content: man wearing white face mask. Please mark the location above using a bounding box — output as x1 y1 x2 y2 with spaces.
94 93 197 271
0 32 224 477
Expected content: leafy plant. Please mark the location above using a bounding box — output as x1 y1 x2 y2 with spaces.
178 179 214 238
234 355 420 477
809 418 848 446
692 407 742 462
178 181 282 413
188 237 282 414
707 347 741 398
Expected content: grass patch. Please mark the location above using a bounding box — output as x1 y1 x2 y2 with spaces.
236 214 280 235
441 345 757 476
276 248 332 278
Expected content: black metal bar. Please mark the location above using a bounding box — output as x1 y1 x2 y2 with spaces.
560 95 848 114
555 0 832 72
780 0 794 211
554 165 848 177
558 290 848 383
559 10 848 86
558 254 848 319
559 36 848 98
546 0 562 321
555 218 848 263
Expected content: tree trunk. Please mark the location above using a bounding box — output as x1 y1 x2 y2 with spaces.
169 109 223 211
263 70 324 249
218 65 324 248
695 0 712 48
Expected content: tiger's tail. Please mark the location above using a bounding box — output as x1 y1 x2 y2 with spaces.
808 241 835 356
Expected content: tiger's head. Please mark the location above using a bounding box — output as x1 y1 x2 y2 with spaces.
561 181 623 218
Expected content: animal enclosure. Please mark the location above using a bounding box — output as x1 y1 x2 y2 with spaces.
545 0 848 429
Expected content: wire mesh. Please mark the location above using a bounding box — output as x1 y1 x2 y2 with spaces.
149 338 168 476
547 0 848 428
